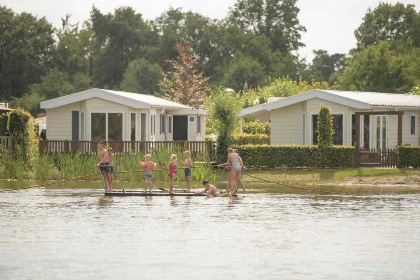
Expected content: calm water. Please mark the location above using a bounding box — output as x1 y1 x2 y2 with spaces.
1 182 420 280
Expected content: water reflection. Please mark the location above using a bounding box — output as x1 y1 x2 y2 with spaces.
98 196 113 207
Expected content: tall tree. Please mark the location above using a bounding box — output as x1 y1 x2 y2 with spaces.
0 6 55 100
120 58 163 95
90 7 158 89
161 41 210 108
355 2 420 48
310 50 345 84
229 0 306 53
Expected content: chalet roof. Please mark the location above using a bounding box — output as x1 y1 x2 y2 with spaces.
239 89 420 118
40 88 192 110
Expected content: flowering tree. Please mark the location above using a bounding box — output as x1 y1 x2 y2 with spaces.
161 41 210 108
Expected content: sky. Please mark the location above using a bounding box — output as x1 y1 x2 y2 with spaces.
3 0 419 61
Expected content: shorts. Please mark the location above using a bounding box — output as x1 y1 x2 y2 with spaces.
99 162 110 173
184 168 191 177
144 171 153 182
109 166 114 173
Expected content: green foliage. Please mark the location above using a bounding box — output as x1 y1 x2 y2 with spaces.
242 121 270 135
310 50 345 84
408 85 420 95
7 108 37 161
355 2 420 48
317 105 334 148
120 58 163 95
338 41 420 93
397 146 420 168
232 133 269 145
11 92 45 117
206 87 241 163
234 145 354 168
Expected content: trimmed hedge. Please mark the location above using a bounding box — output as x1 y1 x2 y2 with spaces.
397 146 420 168
232 133 270 145
233 145 355 168
242 121 270 135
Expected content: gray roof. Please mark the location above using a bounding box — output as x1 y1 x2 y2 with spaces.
323 90 420 108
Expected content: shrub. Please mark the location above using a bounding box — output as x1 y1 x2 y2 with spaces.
232 133 270 145
242 121 271 135
317 104 334 148
234 145 354 168
7 108 37 161
397 146 420 168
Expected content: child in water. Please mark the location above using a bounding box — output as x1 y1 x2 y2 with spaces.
183 151 192 192
168 154 178 193
141 154 156 192
196 180 219 198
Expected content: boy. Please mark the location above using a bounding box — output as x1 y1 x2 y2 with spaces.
196 180 219 198
143 154 155 192
107 147 114 190
96 141 110 192
183 151 192 192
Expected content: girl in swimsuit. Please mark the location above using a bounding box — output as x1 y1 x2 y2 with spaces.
218 148 242 194
168 154 178 193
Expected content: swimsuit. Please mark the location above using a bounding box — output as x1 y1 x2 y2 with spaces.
230 155 241 172
184 168 191 177
144 171 153 182
169 162 177 175
99 162 110 173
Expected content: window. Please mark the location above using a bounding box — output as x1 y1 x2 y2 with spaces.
160 114 165 134
80 112 85 140
411 115 416 135
197 115 201 134
151 115 156 136
91 113 106 141
312 114 343 145
376 116 387 149
108 113 123 141
363 115 370 149
351 114 356 146
168 116 172 134
130 113 136 141
141 113 146 141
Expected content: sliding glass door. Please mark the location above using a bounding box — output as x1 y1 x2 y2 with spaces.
376 116 387 149
91 112 123 141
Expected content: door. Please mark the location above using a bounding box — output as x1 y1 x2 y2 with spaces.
72 111 79 141
141 113 146 141
376 116 387 149
173 116 188 141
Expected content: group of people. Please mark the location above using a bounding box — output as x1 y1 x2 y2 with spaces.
97 141 246 197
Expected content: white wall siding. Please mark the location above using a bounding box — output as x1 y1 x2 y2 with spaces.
270 103 303 145
46 103 81 140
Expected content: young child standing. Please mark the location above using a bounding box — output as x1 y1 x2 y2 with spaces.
183 151 192 192
96 141 110 192
142 154 156 192
168 154 178 193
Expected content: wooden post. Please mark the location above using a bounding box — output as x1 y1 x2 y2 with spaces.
355 112 361 167
398 111 403 146
64 140 69 153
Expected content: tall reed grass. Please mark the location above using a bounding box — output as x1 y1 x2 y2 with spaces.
0 146 218 183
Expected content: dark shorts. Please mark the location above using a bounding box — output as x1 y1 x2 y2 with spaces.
99 162 110 173
184 168 191 177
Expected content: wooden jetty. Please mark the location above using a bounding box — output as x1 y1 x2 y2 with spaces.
104 189 237 197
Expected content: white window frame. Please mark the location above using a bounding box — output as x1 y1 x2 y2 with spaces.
375 115 388 149
197 115 202 135
160 113 165 135
89 111 124 141
310 112 344 145
130 112 137 141
410 114 416 136
168 115 173 134
151 115 156 136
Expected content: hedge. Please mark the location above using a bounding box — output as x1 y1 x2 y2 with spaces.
397 146 420 168
232 133 270 145
233 145 355 168
242 121 270 135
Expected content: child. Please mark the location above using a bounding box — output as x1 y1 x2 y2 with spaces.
217 148 241 194
141 154 156 192
107 147 114 190
96 141 110 192
233 149 246 193
183 151 192 192
168 154 178 193
196 180 219 198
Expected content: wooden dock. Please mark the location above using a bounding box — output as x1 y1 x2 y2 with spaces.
104 189 237 197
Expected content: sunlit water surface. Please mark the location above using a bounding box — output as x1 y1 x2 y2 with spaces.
1 181 420 280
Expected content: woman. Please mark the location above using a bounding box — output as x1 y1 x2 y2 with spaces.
218 148 242 194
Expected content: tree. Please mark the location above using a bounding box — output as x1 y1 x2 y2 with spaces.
120 58 163 94
206 87 241 163
90 6 157 88
161 41 210 108
0 6 55 100
229 0 306 53
317 104 334 148
338 41 420 93
355 3 420 48
310 50 345 84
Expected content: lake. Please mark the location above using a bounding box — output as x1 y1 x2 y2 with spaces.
1 181 420 280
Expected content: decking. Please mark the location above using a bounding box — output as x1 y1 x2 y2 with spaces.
104 189 237 197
